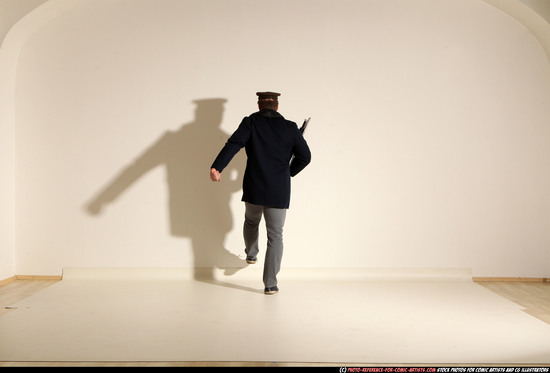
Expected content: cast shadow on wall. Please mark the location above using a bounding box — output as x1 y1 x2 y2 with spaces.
84 98 255 291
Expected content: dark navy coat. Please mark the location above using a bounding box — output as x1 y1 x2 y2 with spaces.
211 109 311 208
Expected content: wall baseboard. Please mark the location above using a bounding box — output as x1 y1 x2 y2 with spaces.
0 275 62 285
2 274 548 285
473 277 549 283
0 276 17 286
15 275 63 281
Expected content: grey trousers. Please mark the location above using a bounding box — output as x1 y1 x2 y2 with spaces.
243 202 287 288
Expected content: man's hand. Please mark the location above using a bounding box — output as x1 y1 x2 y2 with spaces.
210 168 221 182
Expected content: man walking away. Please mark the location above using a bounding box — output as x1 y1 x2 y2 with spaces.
210 91 311 294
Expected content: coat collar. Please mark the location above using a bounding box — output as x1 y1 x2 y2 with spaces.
256 109 284 119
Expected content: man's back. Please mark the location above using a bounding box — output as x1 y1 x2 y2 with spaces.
211 108 310 208
241 109 310 208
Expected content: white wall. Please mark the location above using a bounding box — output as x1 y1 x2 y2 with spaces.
0 0 74 280
0 0 49 280
0 31 15 280
6 0 550 278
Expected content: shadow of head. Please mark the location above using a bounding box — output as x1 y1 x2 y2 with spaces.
192 98 227 126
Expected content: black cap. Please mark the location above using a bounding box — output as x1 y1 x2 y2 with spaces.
256 91 281 100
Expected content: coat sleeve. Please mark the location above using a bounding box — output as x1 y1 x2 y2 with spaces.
289 128 311 177
211 117 251 172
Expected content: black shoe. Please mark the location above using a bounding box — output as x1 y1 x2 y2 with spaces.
246 256 257 264
264 286 279 295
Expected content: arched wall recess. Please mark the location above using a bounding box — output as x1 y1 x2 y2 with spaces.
1 0 550 278
483 0 550 61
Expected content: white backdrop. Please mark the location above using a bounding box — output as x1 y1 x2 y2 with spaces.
5 0 550 277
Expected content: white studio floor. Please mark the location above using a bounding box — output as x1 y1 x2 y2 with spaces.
1 267 550 365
